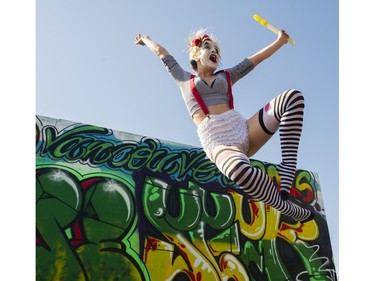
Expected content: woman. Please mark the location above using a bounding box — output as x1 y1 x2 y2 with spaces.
134 29 314 223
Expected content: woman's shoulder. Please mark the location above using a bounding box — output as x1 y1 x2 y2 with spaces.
224 58 255 82
161 54 192 82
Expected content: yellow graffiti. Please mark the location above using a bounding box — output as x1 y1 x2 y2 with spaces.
219 254 250 281
231 190 267 240
278 220 319 242
144 234 250 280
230 191 319 243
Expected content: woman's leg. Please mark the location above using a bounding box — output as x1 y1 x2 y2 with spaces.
212 145 313 222
247 89 305 200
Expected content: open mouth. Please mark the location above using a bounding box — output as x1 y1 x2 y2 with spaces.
209 54 217 63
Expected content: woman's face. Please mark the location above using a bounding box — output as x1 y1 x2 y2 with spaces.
199 40 220 69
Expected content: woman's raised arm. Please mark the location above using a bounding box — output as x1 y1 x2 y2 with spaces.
134 34 169 58
247 30 290 67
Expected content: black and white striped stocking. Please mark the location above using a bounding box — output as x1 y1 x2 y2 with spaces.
214 148 313 222
259 89 305 200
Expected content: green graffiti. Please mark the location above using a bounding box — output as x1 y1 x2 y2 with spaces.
41 125 110 160
292 240 337 280
36 168 85 280
107 143 141 168
38 124 227 185
242 239 288 280
36 168 147 281
142 176 235 232
76 178 145 281
36 117 337 280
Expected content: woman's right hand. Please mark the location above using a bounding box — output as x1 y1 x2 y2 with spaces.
133 34 169 57
134 34 148 46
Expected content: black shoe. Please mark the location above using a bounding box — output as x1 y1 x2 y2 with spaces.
300 211 315 223
299 203 316 223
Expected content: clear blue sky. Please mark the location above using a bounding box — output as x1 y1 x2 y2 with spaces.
35 0 340 274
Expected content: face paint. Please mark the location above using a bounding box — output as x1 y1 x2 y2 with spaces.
199 40 220 69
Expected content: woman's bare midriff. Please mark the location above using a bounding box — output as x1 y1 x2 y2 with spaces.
192 103 231 126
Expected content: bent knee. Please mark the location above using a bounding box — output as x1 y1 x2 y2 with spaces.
283 89 305 109
286 89 304 100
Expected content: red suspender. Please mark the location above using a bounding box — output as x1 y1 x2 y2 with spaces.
189 71 233 117
225 71 234 109
190 74 210 116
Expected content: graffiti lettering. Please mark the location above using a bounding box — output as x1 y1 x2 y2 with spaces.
38 124 228 186
36 117 337 280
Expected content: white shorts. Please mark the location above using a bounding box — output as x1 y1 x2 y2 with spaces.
197 110 250 161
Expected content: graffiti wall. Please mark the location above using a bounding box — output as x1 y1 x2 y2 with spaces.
36 115 337 281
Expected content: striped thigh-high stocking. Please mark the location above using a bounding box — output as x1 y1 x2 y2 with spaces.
259 89 305 200
214 148 314 222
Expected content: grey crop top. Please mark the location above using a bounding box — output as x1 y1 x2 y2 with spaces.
161 54 255 116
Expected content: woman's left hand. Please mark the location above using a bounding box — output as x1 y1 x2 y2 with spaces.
277 30 290 45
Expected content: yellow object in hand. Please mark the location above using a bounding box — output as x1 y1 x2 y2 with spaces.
253 14 268 26
253 14 295 46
